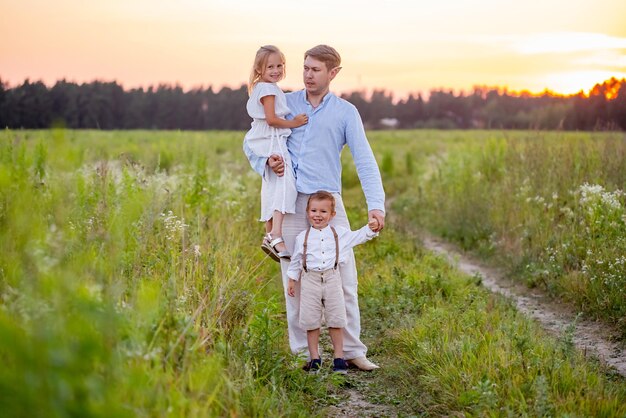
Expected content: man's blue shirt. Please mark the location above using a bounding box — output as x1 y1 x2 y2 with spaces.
243 89 385 212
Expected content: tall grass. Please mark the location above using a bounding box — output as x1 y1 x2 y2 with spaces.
342 218 626 417
375 130 626 336
0 130 323 417
2 129 626 417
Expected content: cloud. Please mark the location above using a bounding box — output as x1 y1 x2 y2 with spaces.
512 32 626 54
573 50 626 71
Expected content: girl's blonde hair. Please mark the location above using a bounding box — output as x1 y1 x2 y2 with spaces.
248 45 286 95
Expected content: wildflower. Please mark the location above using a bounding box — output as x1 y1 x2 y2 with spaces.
161 210 188 241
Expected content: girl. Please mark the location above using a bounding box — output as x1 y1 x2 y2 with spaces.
244 45 308 261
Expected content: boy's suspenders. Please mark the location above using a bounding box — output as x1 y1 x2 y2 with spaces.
302 226 339 272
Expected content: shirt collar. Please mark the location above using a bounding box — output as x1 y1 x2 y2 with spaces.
311 225 332 232
301 90 335 108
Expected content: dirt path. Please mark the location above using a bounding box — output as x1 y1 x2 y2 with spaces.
326 388 395 418
318 227 626 417
422 234 626 378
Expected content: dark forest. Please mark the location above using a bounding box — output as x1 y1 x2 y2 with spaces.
1 77 624 130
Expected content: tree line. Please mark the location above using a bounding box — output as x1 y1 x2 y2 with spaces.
1 77 625 130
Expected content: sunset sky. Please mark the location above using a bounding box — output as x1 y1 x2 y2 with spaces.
2 0 626 99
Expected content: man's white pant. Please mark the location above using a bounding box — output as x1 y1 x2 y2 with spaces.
280 192 367 360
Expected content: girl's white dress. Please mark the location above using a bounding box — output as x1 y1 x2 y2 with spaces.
244 82 298 221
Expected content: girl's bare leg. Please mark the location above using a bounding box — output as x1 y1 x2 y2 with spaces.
329 327 344 359
270 210 288 253
307 328 321 359
265 218 273 235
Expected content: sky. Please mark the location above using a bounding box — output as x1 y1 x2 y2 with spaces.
2 0 626 99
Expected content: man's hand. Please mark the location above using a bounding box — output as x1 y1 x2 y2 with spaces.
268 154 285 176
368 209 385 232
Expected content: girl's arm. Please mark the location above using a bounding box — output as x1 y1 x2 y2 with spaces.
261 95 308 129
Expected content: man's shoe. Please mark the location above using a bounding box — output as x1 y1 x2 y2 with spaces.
333 358 348 374
303 358 322 373
346 356 379 371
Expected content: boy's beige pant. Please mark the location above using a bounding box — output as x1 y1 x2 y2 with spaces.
280 192 368 360
299 268 346 330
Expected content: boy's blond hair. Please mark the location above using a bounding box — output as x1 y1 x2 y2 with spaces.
307 191 336 213
304 45 341 71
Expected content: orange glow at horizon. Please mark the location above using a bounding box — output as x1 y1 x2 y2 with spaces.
1 0 626 99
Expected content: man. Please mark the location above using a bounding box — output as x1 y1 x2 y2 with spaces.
244 44 385 370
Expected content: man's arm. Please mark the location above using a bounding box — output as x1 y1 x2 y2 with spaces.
243 140 268 177
345 105 386 230
242 141 285 178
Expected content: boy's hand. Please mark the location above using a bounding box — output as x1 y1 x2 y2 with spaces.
368 218 379 231
287 278 296 297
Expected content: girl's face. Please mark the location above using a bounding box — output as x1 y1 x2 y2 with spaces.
260 53 285 83
307 198 335 229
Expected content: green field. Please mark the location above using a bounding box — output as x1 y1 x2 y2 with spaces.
369 130 626 336
1 129 625 417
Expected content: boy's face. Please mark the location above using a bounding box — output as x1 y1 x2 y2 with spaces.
307 198 335 229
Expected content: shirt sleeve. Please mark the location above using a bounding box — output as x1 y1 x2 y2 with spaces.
287 231 306 280
255 82 279 102
336 225 378 252
242 139 269 179
345 105 386 213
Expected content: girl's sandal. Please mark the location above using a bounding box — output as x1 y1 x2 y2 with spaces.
261 234 291 262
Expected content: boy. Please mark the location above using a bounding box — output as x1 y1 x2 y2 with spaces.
287 191 378 373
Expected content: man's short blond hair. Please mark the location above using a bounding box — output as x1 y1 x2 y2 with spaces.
304 45 341 71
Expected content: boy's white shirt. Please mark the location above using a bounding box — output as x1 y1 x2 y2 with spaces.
287 224 378 280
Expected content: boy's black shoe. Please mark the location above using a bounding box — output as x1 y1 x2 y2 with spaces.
303 358 322 373
333 358 348 374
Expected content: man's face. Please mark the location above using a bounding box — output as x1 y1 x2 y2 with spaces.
303 56 337 96
307 198 335 229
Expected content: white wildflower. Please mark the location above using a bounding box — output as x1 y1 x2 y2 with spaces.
161 210 188 241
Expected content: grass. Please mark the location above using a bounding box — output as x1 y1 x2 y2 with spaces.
1 129 625 417
367 130 626 337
